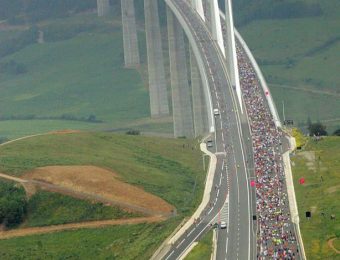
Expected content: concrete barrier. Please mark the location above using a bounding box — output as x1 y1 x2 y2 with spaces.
151 138 217 259
282 137 307 260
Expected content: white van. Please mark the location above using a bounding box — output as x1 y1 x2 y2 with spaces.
213 108 220 116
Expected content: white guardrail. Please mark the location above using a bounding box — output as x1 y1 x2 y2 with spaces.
234 29 282 128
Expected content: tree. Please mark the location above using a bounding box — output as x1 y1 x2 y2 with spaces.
0 182 27 228
308 122 328 136
333 129 340 136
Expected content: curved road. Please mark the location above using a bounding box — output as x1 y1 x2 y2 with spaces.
163 1 256 259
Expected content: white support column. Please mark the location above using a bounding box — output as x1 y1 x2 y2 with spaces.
191 0 205 21
190 48 208 136
97 0 110 17
167 8 194 138
210 0 225 56
121 0 140 67
225 0 242 113
144 0 170 117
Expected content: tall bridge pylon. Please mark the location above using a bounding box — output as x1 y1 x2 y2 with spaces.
97 0 110 17
121 0 140 67
118 0 242 137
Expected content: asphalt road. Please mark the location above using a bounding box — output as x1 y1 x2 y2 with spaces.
163 1 256 259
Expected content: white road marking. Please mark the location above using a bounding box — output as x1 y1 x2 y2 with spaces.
176 239 186 249
187 229 195 237
165 250 174 260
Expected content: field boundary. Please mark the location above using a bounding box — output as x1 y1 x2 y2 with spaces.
0 216 165 240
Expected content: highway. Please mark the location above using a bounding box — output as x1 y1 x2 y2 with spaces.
163 1 256 259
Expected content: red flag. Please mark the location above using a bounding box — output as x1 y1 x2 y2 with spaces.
299 178 305 185
250 180 256 187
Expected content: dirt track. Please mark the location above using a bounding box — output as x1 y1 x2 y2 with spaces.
0 216 166 240
328 238 340 254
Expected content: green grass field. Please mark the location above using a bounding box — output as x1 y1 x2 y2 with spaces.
291 136 340 259
185 230 213 260
0 218 180 260
0 132 206 259
239 0 340 132
0 132 205 216
23 191 139 228
0 119 101 140
0 14 162 139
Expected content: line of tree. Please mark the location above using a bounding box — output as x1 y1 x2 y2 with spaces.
0 26 38 58
0 0 97 22
0 114 103 123
0 60 27 75
307 117 328 136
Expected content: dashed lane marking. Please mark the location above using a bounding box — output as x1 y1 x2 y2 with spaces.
176 239 185 249
165 250 174 260
187 229 194 237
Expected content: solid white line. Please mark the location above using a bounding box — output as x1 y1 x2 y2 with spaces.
217 189 220 197
208 207 213 215
225 237 229 258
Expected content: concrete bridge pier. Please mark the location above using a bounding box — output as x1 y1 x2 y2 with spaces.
97 0 110 17
225 0 242 113
167 8 194 138
144 0 170 117
191 0 205 21
210 0 225 56
190 49 208 137
202 0 212 31
121 0 140 67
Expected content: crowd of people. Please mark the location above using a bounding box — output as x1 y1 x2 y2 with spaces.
237 45 299 259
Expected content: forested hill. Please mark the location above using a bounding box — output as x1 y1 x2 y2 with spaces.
1 0 323 26
0 0 97 22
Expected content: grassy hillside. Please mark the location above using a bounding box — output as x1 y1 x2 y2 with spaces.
0 13 168 139
23 191 139 227
0 219 180 260
291 136 340 259
0 132 206 259
238 0 340 133
0 132 205 216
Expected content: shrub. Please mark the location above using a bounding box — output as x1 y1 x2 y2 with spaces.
126 130 140 135
0 182 27 228
333 129 340 136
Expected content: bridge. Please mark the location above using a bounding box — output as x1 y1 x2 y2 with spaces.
97 0 306 259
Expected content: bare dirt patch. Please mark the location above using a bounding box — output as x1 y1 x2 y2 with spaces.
299 151 316 171
328 238 340 254
326 185 340 194
0 216 166 240
23 166 175 216
48 130 81 135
